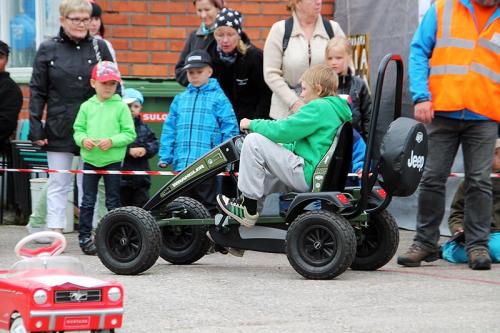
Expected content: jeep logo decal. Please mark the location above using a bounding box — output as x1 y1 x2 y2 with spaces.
415 132 423 144
407 150 425 171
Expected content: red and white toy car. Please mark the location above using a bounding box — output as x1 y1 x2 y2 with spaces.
0 232 123 333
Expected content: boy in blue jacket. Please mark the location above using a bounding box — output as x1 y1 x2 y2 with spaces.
159 49 239 215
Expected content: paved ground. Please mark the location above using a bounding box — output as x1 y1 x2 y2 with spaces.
1 225 499 333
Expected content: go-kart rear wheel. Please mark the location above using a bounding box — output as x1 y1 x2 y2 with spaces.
350 210 399 271
96 206 161 275
286 210 356 280
159 197 211 264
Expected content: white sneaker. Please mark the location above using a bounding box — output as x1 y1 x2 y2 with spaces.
216 195 259 228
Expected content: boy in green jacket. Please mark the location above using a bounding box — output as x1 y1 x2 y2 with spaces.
217 64 352 227
73 61 136 255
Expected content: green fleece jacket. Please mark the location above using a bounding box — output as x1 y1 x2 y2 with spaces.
250 96 352 187
74 94 136 167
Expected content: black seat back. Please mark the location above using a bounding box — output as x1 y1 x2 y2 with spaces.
311 122 353 192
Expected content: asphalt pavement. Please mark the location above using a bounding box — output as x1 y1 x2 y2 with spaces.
1 225 499 333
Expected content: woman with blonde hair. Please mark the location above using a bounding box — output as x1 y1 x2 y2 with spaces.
264 0 346 120
208 8 271 122
28 0 113 238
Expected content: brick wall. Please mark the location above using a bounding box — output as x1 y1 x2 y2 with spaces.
100 0 336 78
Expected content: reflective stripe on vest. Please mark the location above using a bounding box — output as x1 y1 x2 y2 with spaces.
429 0 499 118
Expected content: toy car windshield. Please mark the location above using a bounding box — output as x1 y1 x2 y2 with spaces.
10 256 85 275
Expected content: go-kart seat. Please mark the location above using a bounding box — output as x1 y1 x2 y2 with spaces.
311 122 353 192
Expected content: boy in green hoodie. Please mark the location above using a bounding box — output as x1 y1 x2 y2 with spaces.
73 61 136 255
217 64 352 227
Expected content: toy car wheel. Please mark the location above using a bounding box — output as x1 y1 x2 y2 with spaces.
96 206 161 275
350 210 399 271
286 210 356 280
10 314 27 333
159 197 211 265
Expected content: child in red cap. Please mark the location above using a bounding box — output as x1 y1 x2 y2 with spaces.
73 61 136 255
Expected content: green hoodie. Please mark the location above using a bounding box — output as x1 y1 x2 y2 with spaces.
74 94 136 167
250 96 352 187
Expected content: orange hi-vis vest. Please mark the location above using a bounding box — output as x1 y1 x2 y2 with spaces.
429 0 499 121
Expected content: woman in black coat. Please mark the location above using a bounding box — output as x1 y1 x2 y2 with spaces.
208 8 271 123
174 0 225 86
28 0 113 234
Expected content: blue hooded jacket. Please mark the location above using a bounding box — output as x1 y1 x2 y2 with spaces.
159 78 239 171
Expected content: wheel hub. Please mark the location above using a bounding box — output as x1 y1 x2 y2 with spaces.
313 241 322 250
119 237 129 246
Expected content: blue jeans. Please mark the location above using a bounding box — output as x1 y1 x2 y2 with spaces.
415 117 497 252
79 162 121 242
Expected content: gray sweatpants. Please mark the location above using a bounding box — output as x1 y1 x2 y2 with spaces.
238 133 310 205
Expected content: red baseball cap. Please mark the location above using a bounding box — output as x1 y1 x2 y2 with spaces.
91 61 121 82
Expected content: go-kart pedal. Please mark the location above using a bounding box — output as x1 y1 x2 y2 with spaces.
206 230 245 257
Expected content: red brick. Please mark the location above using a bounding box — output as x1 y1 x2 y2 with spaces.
151 2 188 13
170 15 199 27
132 64 168 77
232 4 262 14
118 64 130 76
132 40 168 51
19 110 29 120
111 1 148 12
111 27 148 38
102 13 129 25
132 15 168 26
170 40 186 52
97 1 111 11
151 53 179 64
244 28 261 41
116 51 150 63
244 16 280 28
150 27 186 39
261 3 289 15
253 40 265 49
108 39 129 50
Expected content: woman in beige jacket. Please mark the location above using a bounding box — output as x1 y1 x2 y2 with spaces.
263 0 345 119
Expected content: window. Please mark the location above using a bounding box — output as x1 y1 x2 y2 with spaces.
0 0 62 81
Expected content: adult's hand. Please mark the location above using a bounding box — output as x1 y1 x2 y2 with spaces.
240 118 251 132
34 139 48 146
414 101 434 124
290 100 304 113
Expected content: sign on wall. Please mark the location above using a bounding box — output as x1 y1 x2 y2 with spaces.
349 34 370 89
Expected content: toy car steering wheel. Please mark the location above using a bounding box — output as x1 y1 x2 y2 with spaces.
14 231 67 259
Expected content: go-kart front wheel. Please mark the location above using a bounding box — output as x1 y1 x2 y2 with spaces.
96 206 161 275
159 197 211 265
350 210 399 271
286 210 356 280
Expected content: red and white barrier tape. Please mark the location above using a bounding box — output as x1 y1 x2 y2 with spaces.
1 168 500 178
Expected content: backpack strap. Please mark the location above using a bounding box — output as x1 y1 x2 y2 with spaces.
321 16 335 39
282 17 294 53
283 16 335 53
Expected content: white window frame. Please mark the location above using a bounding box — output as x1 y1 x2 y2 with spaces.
0 0 57 83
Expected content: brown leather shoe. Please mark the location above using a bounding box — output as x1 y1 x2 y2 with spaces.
468 247 491 270
397 243 439 267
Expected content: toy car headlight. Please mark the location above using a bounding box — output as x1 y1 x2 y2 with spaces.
107 287 121 302
33 290 48 304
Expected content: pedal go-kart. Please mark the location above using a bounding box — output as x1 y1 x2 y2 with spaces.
0 232 123 333
95 54 428 280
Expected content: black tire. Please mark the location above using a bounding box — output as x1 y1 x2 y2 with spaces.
351 210 399 271
286 210 356 280
96 206 160 275
159 197 211 265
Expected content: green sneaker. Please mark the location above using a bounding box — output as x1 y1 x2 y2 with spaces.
216 195 259 228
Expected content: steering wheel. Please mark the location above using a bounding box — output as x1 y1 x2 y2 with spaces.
14 231 67 259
